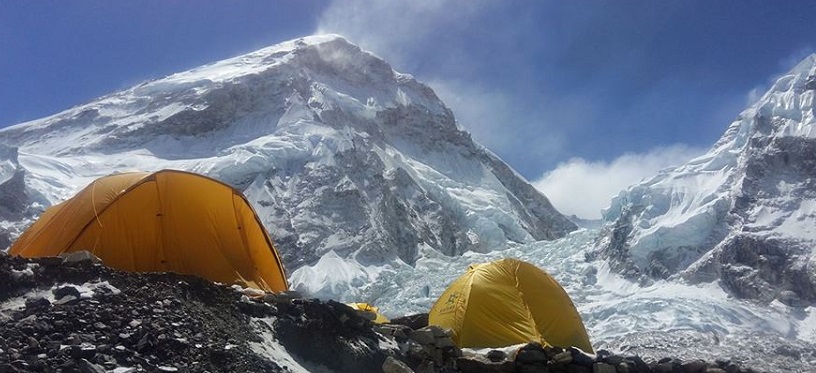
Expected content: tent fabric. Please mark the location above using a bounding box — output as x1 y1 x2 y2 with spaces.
428 258 592 352
346 302 390 324
10 170 288 292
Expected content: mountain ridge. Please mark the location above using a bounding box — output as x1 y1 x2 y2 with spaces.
597 53 816 306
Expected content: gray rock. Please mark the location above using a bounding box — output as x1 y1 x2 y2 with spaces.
486 349 507 362
434 336 455 348
382 356 414 373
408 328 436 345
681 360 708 373
569 347 595 367
78 359 105 373
553 350 573 364
53 295 78 305
593 362 616 373
514 348 547 364
456 355 515 373
425 325 451 338
24 297 50 310
653 362 674 373
60 250 102 264
53 285 81 299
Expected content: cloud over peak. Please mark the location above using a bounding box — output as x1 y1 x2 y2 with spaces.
533 145 704 220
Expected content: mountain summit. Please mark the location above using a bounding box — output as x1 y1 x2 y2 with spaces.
597 54 816 306
0 35 575 297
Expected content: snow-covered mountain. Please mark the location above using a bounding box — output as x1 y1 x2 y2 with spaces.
597 54 816 306
0 35 575 296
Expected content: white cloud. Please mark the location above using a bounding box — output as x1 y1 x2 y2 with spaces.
532 145 705 220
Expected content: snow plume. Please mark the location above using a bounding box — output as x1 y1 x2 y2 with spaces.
316 0 486 69
315 1 572 177
533 145 704 219
427 79 568 161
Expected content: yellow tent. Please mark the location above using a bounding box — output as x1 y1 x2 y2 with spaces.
10 170 288 292
346 302 390 324
428 258 592 352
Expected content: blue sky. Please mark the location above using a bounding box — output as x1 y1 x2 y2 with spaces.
2 1 814 217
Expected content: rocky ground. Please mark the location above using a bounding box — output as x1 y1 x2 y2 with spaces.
0 252 789 372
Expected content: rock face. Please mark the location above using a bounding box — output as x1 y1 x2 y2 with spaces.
0 144 37 251
596 54 816 305
0 35 575 282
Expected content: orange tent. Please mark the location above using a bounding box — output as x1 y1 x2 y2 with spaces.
10 170 287 292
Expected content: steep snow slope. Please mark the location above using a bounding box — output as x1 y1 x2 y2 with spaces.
0 35 575 289
597 55 816 306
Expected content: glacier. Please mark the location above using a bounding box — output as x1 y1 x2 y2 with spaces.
293 227 816 372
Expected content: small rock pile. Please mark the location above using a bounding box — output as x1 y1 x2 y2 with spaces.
375 323 460 372
456 342 765 373
379 316 768 373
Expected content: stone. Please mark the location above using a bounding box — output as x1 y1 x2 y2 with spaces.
53 295 78 305
486 349 507 362
681 360 708 373
653 362 674 373
604 355 624 365
569 347 594 367
592 362 616 373
514 348 548 364
78 358 105 373
24 297 50 310
456 356 515 373
389 313 429 330
623 356 651 373
553 350 573 364
382 356 414 373
408 329 436 345
53 285 82 299
374 324 410 341
434 336 455 348
60 250 102 264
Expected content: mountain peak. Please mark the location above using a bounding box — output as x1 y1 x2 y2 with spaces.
787 53 816 76
157 34 364 86
0 35 576 300
0 34 445 156
597 54 816 306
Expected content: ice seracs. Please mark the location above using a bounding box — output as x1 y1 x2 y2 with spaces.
597 54 816 305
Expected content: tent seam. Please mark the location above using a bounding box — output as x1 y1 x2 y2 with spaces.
512 260 544 346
